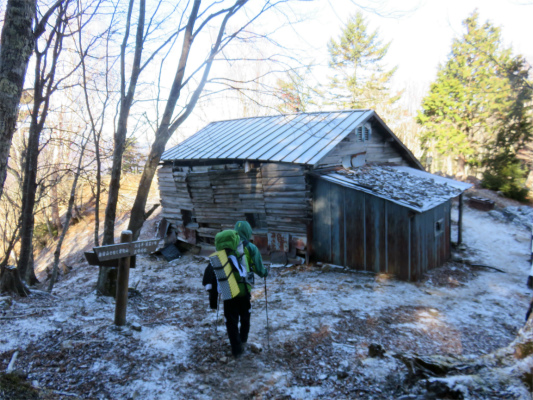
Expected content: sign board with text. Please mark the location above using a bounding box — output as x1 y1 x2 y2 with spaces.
93 239 159 261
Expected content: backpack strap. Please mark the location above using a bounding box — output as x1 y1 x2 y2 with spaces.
228 255 247 277
212 258 235 282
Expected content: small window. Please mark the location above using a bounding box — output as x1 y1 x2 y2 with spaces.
245 212 267 230
355 123 372 142
364 123 371 141
435 218 444 236
356 126 364 142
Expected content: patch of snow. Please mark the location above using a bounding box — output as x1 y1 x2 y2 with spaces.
138 325 189 360
361 356 401 383
0 317 58 352
90 360 123 375
285 385 324 399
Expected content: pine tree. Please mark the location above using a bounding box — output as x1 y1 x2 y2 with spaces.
327 11 399 111
417 11 532 186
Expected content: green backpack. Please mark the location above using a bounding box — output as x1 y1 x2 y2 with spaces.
210 230 253 300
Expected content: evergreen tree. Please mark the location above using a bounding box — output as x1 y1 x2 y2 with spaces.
417 11 532 187
327 11 399 110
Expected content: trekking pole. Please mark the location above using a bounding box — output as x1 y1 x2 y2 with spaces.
215 293 221 336
264 276 270 349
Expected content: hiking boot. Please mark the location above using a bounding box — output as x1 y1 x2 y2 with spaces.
233 343 246 359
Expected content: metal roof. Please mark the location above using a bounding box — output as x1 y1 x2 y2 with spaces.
316 165 471 213
161 110 374 165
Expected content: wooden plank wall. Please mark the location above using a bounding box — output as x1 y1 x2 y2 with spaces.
409 202 451 280
157 164 188 226
159 162 313 248
312 179 451 281
315 127 409 168
188 164 264 242
261 163 311 237
312 179 331 261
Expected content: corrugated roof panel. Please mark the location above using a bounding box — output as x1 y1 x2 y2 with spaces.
299 110 371 164
256 113 326 161
244 113 311 160
186 118 252 159
162 120 230 160
211 116 278 159
229 114 300 159
281 111 360 163
160 122 211 160
161 110 398 165
277 111 346 162
171 122 221 159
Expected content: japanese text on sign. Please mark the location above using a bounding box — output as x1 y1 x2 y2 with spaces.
93 239 159 261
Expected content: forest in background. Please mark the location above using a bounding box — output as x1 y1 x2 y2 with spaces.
0 0 531 296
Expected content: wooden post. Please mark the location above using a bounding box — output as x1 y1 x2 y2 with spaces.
114 230 132 326
457 193 464 245
528 223 533 289
530 223 533 262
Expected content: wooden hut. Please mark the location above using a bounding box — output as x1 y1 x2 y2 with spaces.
158 110 470 280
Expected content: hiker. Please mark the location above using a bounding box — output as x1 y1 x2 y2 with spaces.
208 228 267 358
234 221 267 277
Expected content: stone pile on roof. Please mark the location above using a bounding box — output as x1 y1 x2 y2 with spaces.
327 165 467 211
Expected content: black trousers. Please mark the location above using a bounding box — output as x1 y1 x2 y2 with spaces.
223 295 251 357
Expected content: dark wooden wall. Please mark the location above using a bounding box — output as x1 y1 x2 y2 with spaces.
157 161 312 253
313 179 451 281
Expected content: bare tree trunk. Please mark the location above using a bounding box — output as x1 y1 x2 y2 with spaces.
0 223 27 295
0 266 30 296
457 155 466 178
17 111 41 281
98 0 145 296
102 0 145 247
17 1 69 281
50 165 62 232
24 242 38 285
0 0 36 199
47 133 90 292
128 0 240 239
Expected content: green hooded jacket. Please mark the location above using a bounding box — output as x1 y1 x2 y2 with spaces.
234 221 268 279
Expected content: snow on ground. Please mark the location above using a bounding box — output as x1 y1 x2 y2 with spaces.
0 203 532 399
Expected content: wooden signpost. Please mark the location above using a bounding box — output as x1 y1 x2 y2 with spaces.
87 231 159 326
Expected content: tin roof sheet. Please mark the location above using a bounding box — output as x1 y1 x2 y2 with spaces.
316 165 471 213
162 110 373 164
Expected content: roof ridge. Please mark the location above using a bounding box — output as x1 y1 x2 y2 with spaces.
206 109 372 125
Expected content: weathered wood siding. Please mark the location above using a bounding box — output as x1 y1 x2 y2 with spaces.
313 179 451 281
157 165 188 226
158 161 312 251
188 165 265 242
157 165 195 243
261 163 311 236
315 124 409 168
409 201 451 280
